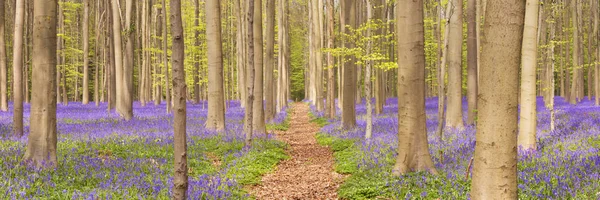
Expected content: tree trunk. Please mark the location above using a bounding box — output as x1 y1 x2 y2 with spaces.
12 0 25 137
392 0 437 176
252 0 266 133
0 0 7 112
595 0 600 106
569 0 578 104
341 0 357 129
24 0 58 168
205 0 226 131
154 7 162 106
170 0 188 198
245 0 256 146
436 0 450 139
365 1 373 139
194 0 201 104
236 0 246 108
121 0 135 119
326 0 335 118
163 0 171 113
265 0 275 121
470 0 524 198
466 0 478 125
518 0 540 151
445 0 465 129
82 0 90 105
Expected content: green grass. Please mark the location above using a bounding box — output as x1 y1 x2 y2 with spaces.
308 111 329 127
315 133 472 200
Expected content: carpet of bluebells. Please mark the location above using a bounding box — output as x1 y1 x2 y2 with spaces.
312 97 600 199
0 101 289 199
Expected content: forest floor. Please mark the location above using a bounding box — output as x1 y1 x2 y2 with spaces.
250 103 344 199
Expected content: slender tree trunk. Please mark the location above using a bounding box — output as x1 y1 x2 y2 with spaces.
194 0 201 104
326 0 335 118
341 0 357 129
12 0 25 137
0 0 7 112
163 0 171 113
436 0 450 139
445 0 465 129
265 0 275 121
121 0 135 119
518 0 540 151
82 0 90 105
392 0 437 176
24 0 58 168
111 0 128 119
252 0 266 133
155 7 162 106
237 0 246 108
170 0 188 198
205 0 226 131
470 0 524 198
365 1 373 139
245 0 256 146
569 0 578 104
466 0 478 125
549 8 556 131
139 0 147 106
94 0 102 107
595 0 600 106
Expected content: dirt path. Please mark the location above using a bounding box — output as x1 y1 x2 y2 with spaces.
251 103 343 199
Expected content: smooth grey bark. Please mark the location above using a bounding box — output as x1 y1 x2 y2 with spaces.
24 0 58 168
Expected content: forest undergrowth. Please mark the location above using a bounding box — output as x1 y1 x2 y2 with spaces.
312 97 600 200
0 101 290 199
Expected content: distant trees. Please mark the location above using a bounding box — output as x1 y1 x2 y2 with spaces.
24 0 58 167
471 0 525 198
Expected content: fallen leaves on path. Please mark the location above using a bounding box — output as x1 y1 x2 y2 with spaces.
250 103 344 200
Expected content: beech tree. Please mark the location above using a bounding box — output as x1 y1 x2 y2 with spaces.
0 1 7 112
205 0 226 131
466 0 478 125
341 0 357 129
24 0 58 167
12 0 25 137
518 0 540 151
392 0 437 176
252 0 265 133
163 0 171 113
471 0 525 198
245 0 256 146
326 0 335 119
170 0 188 198
82 0 89 105
445 0 465 129
265 0 275 122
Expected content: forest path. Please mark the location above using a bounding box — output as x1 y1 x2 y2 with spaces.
250 103 344 199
